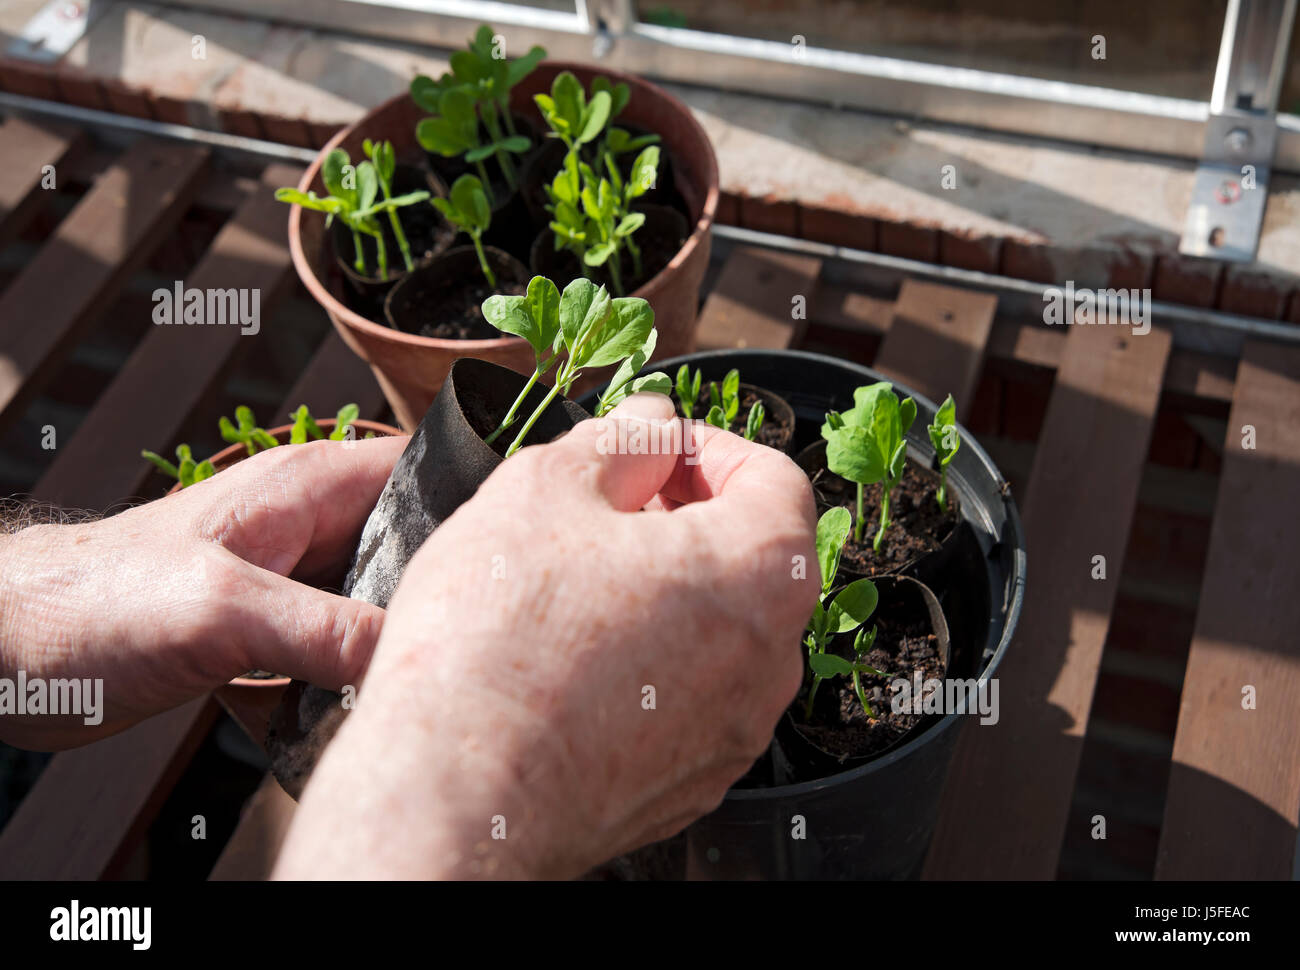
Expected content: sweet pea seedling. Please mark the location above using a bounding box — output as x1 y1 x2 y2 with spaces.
677 366 763 440
481 275 667 455
821 382 917 553
142 444 214 488
143 404 364 488
361 139 421 273
675 364 702 418
804 507 886 720
927 394 960 512
276 149 429 280
537 72 659 296
433 174 496 286
412 25 544 196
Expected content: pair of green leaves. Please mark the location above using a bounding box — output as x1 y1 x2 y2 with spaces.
433 174 492 235
141 444 215 488
595 329 672 416
928 394 960 467
220 406 280 457
411 25 545 112
483 277 655 376
822 382 917 488
535 71 613 149
290 403 359 444
804 507 884 715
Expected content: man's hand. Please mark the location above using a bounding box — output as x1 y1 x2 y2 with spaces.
277 394 818 880
0 435 407 749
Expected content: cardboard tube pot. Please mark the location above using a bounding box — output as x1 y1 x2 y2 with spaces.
287 61 718 432
265 359 591 798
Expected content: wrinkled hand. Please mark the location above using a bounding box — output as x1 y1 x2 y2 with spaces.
0 436 407 749
277 394 818 880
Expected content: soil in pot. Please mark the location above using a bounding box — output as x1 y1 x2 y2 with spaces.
798 440 962 577
384 245 529 339
529 203 688 296
783 576 951 779
679 383 795 452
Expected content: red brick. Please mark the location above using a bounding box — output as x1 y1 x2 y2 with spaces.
102 80 154 120
877 221 937 262
1288 290 1300 324
149 94 194 127
218 108 266 140
1218 265 1289 318
1153 254 1223 307
739 196 797 236
260 114 314 149
0 57 59 99
1147 409 1200 468
1001 239 1055 283
797 202 876 251
308 122 345 150
1106 246 1154 291
53 69 107 112
939 231 1000 273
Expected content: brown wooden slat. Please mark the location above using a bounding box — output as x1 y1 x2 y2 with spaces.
924 324 1171 879
0 116 86 250
0 140 209 431
208 773 298 880
873 279 996 417
0 698 219 879
33 163 304 511
695 246 820 351
280 329 389 422
1155 340 1300 880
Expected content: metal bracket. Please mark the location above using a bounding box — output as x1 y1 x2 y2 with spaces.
1181 0 1296 262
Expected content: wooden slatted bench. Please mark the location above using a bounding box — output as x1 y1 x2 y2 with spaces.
0 104 1295 880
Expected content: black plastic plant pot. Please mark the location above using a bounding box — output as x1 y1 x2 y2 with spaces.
266 358 590 798
579 348 1026 880
330 164 451 317
681 382 797 454
383 245 530 339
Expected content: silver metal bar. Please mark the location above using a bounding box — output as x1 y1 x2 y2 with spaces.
5 85 1288 360
156 0 1300 174
1181 0 1296 261
713 223 1300 358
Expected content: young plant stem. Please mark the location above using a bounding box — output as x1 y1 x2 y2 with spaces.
483 354 558 446
852 669 876 718
375 230 389 280
501 102 518 137
377 176 415 272
350 227 365 274
873 487 892 554
482 111 518 190
470 231 496 287
505 377 565 458
625 233 643 280
937 469 948 512
855 482 866 543
474 160 497 206
607 248 625 298
804 673 823 721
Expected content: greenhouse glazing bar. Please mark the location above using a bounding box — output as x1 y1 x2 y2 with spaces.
156 0 1300 174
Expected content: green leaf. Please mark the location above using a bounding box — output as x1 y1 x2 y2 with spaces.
706 405 726 429
141 449 180 480
331 403 360 439
577 90 612 145
321 149 351 201
900 396 917 434
596 331 663 416
193 460 215 483
615 212 645 237
583 296 654 368
290 405 311 445
464 144 497 163
745 400 765 441
815 506 851 593
582 242 615 266
825 424 885 485
809 652 855 678
356 161 378 212
482 294 540 353
410 74 444 112
526 275 562 356
826 578 878 634
218 416 240 444
628 146 660 198
448 174 491 233
551 71 584 136
499 135 532 154
507 45 547 87
929 394 960 465
558 277 609 357
854 624 878 657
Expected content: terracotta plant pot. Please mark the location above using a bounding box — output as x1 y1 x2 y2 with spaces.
287 61 719 432
167 418 405 691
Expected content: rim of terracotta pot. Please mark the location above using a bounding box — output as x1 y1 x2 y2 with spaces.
287 60 719 354
166 417 406 689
